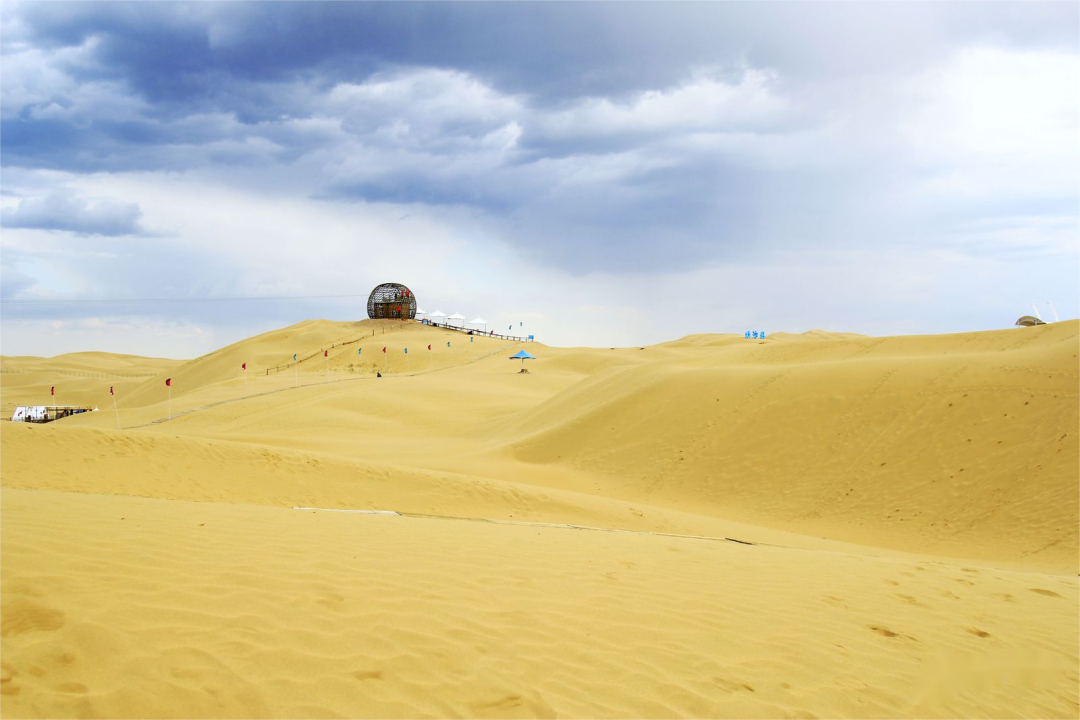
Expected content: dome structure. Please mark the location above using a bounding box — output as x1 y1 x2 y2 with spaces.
367 282 417 320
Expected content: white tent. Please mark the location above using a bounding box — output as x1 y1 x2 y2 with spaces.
416 307 427 317
428 309 446 325
447 312 466 327
469 316 488 332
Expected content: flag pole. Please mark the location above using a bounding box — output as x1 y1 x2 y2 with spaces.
111 387 120 428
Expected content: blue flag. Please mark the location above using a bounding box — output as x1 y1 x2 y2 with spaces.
447 341 451 348
404 348 408 354
470 337 474 343
358 348 362 355
292 353 297 361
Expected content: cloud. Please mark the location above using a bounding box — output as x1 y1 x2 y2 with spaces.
0 2 1076 356
0 261 37 300
1 190 148 236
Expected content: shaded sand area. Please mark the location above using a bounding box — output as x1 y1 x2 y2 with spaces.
2 319 1078 717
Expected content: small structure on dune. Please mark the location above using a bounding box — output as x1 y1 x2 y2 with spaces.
367 282 417 320
11 405 97 423
510 349 536 374
1015 315 1047 327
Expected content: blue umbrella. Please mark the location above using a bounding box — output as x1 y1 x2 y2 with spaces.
509 349 536 372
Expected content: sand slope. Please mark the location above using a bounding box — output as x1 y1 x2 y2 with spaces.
2 489 1076 719
2 319 1078 718
501 322 1079 568
0 351 181 420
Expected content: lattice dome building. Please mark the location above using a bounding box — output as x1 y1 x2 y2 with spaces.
367 282 417 320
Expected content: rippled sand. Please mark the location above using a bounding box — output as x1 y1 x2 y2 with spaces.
2 319 1077 717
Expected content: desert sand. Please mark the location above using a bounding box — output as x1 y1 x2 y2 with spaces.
1 318 1077 718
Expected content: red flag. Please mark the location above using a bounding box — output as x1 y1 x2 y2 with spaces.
165 378 172 387
51 386 55 396
324 350 328 357
242 362 247 370
396 305 401 312
110 386 114 395
427 344 431 351
382 346 387 353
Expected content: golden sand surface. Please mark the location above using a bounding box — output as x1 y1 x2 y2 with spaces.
1 319 1077 718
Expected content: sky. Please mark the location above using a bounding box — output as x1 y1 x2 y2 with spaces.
1 1 1078 357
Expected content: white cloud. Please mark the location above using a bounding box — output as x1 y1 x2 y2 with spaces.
898 46 1079 204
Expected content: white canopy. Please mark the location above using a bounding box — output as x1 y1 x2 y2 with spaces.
448 312 465 320
428 309 446 318
416 308 427 315
469 317 487 324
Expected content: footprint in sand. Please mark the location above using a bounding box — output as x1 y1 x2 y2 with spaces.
869 625 917 641
472 694 524 711
351 670 382 681
712 677 755 693
1029 588 1063 598
0 599 65 638
894 594 930 608
964 627 992 638
1 663 19 697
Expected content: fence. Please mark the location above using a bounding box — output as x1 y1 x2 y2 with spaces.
420 320 534 343
0 367 158 380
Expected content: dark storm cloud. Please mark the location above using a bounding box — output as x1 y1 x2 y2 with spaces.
11 2 1078 116
1 1 1077 279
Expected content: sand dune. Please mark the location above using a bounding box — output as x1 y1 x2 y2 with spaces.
500 323 1079 569
2 320 1077 717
